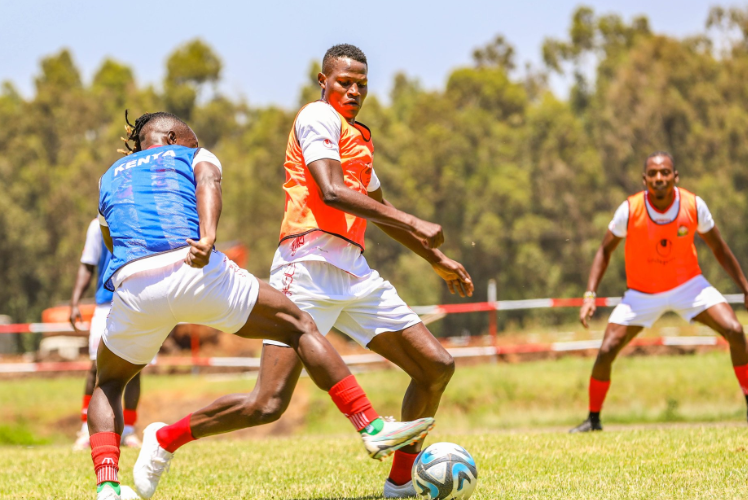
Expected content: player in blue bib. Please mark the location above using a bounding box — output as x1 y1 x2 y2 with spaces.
88 111 434 500
70 219 143 451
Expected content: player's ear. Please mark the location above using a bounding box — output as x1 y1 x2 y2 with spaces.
318 72 327 96
674 170 679 184
167 131 177 145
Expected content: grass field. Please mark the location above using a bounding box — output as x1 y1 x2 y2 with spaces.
2 350 747 445
3 350 748 497
2 426 748 499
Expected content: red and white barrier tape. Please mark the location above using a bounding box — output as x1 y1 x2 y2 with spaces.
0 337 728 374
410 294 745 315
0 294 743 335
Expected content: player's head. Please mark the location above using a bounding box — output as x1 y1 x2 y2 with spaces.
319 44 368 121
642 151 678 200
118 110 198 155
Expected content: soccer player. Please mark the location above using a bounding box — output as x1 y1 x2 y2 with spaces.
238 44 473 498
70 219 141 450
570 151 748 433
91 111 434 500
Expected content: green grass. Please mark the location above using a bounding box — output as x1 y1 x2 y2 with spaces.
1 427 748 499
2 351 747 444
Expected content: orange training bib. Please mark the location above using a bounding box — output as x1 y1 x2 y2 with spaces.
624 189 702 294
279 102 374 250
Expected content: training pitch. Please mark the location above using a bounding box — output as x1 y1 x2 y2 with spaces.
1 426 747 499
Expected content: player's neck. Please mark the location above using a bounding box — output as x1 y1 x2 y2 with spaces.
647 187 677 213
323 99 358 125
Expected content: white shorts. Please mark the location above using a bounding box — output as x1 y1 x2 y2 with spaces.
104 251 260 365
89 303 111 360
608 274 727 328
264 261 422 348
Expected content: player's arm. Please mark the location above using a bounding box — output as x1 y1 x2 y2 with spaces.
69 263 94 331
580 230 623 328
186 161 222 268
307 159 444 249
699 225 748 308
368 186 473 297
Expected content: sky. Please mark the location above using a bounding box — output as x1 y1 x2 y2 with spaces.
0 0 738 107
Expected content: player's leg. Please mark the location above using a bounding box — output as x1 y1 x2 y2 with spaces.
88 342 146 499
74 361 97 451
121 373 142 447
77 306 107 450
569 322 643 433
366 323 454 493
188 344 302 438
692 303 748 415
329 269 450 496
92 263 176 500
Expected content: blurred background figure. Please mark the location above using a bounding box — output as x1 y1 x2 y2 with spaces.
70 218 143 450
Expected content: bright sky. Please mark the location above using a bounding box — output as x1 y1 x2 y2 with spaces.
0 0 737 107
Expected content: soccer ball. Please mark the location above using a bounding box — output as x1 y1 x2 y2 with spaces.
412 442 478 499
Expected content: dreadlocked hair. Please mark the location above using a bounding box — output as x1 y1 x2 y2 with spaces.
117 110 184 155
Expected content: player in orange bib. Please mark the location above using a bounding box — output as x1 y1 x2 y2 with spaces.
261 44 472 498
570 152 748 432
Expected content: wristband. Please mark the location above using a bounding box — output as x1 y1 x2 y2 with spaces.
583 291 596 300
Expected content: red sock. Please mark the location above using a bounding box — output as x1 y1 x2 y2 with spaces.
156 414 196 453
123 409 137 427
389 450 419 485
82 395 92 423
589 377 611 413
90 432 120 485
734 364 748 395
328 375 380 431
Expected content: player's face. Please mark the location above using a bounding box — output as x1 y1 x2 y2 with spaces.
643 156 678 200
320 57 368 121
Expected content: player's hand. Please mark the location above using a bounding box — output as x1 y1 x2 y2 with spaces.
185 237 215 268
412 219 444 249
69 305 83 332
432 257 474 298
580 299 596 329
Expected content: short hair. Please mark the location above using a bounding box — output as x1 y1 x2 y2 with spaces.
322 44 367 74
118 110 189 155
644 151 675 170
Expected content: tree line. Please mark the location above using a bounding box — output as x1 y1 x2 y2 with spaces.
3 6 748 337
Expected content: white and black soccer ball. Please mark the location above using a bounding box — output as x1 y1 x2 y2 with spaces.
411 442 478 499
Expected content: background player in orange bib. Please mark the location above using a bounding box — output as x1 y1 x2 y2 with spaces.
571 151 748 433
247 44 473 498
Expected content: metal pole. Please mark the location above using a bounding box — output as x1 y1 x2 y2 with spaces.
487 279 497 344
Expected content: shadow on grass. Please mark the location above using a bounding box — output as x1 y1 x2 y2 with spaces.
292 496 382 500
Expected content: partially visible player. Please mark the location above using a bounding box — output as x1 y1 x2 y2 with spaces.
89 111 434 500
570 152 748 433
70 219 142 450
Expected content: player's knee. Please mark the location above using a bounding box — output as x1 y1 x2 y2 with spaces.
297 312 318 336
597 342 619 364
421 352 455 391
245 393 288 425
722 321 745 344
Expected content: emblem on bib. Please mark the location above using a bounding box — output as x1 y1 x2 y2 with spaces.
677 225 689 237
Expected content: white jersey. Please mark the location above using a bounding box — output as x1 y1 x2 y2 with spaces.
272 101 381 277
608 187 715 238
81 219 103 266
